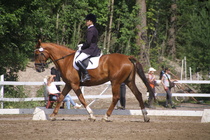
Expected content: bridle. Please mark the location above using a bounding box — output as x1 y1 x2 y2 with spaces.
34 47 74 69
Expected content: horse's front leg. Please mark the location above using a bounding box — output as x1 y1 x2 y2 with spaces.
72 84 96 121
50 84 71 119
102 84 120 122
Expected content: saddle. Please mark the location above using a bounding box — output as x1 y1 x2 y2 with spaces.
73 50 102 70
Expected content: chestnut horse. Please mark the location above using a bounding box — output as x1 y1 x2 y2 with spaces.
34 40 154 122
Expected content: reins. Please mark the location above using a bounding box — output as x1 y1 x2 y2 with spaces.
46 52 74 65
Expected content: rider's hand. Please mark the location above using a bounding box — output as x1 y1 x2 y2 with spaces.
77 44 83 51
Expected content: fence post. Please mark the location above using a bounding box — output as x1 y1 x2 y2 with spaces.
189 67 192 80
184 56 187 80
0 75 4 109
181 59 183 80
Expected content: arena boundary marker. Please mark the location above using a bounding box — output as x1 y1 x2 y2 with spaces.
31 107 205 122
0 107 208 122
201 109 210 123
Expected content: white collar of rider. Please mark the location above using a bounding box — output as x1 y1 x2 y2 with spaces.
39 47 44 52
88 24 94 28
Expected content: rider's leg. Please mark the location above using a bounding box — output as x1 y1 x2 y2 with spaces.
75 52 91 82
77 61 91 82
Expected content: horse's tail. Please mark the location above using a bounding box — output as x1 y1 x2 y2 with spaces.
129 56 156 101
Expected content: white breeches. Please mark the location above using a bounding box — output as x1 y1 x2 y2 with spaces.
75 52 90 63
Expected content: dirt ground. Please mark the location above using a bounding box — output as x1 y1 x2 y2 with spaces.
1 95 210 140
3 62 207 140
0 97 210 140
0 114 210 140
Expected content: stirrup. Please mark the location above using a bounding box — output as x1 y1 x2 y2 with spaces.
81 74 91 82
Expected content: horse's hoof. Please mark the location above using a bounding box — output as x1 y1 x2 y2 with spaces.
101 118 107 122
88 117 96 122
144 117 150 122
50 117 56 121
101 118 112 122
49 113 57 121
50 113 56 117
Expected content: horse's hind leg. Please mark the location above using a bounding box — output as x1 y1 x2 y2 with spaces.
102 84 120 121
127 81 150 122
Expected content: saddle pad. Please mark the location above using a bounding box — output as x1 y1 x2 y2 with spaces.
73 50 102 70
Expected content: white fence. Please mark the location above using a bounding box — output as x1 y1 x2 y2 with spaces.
0 74 112 108
1 74 210 108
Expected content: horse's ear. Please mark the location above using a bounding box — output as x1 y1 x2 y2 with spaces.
35 39 42 49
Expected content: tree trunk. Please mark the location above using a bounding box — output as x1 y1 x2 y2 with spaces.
103 26 107 52
61 4 65 45
107 0 114 54
167 1 177 59
56 13 59 44
136 0 150 66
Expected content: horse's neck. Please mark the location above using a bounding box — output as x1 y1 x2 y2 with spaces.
46 45 75 72
46 44 74 60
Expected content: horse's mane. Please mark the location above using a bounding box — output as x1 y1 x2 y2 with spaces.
42 42 76 53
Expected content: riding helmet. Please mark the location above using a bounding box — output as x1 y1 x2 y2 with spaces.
84 14 96 24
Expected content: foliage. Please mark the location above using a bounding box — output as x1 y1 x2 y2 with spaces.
36 86 46 97
176 0 210 73
0 3 29 78
4 101 45 109
146 0 172 55
3 85 45 108
0 0 210 106
111 0 140 55
146 0 210 78
1 0 208 75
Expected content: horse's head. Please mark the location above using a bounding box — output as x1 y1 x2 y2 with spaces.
34 39 50 72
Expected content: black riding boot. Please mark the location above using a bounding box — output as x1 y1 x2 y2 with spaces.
77 61 91 82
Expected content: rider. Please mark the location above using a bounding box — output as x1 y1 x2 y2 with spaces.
75 14 101 82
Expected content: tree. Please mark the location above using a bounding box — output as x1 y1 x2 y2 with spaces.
166 0 177 59
1 0 210 81
136 0 150 66
176 0 210 73
106 0 114 54
0 0 30 79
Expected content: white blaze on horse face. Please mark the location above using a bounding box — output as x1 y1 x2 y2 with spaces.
39 47 44 52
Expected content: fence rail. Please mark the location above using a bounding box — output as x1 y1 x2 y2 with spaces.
0 95 112 102
1 80 210 85
1 76 210 108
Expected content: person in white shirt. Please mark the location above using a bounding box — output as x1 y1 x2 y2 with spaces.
46 75 81 109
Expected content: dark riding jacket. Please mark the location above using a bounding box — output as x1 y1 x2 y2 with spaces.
81 25 101 56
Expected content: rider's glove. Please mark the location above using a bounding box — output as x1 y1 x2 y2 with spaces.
77 44 83 51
